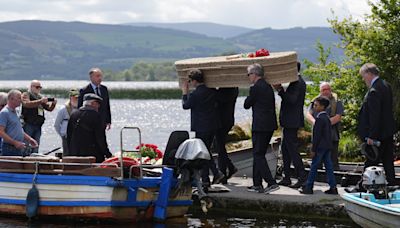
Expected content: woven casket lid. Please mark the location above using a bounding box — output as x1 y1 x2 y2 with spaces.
175 51 298 88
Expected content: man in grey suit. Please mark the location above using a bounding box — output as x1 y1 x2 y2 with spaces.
244 63 279 194
273 62 307 188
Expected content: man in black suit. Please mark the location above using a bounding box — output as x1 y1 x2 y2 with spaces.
244 63 279 194
182 69 224 187
357 63 396 186
273 62 307 188
78 68 111 130
215 88 239 183
67 93 112 163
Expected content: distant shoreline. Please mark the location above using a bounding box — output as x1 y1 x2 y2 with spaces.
0 87 250 99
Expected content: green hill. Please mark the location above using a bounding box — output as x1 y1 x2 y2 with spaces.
229 27 343 61
0 20 238 80
125 22 254 39
0 20 343 80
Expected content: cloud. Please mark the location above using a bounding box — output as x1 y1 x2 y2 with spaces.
0 0 372 28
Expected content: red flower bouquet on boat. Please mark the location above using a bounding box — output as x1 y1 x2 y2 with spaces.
135 143 163 163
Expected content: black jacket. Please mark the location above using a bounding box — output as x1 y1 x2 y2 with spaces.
357 78 396 140
244 79 277 132
78 84 111 127
278 75 306 128
216 87 239 129
312 111 332 152
182 84 219 133
67 106 111 163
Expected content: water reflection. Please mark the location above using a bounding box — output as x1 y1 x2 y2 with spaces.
38 98 252 153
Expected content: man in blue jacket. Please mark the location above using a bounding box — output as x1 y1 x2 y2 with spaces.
299 96 337 194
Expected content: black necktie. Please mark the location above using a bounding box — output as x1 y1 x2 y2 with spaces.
95 87 100 96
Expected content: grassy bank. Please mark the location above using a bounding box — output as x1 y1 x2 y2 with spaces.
1 88 250 99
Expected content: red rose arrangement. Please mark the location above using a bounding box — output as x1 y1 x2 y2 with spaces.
247 48 270 58
135 143 163 163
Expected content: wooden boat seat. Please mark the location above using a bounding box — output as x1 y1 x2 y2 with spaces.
22 157 60 171
62 156 96 170
0 156 24 169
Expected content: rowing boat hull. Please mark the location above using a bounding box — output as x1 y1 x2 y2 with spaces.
0 172 192 222
342 191 400 228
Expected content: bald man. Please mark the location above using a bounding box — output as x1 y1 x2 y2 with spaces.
21 80 57 153
306 82 344 170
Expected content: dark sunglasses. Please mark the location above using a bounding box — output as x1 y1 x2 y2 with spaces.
34 85 42 89
247 73 253 77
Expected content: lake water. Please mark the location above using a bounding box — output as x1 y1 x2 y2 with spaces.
31 97 253 154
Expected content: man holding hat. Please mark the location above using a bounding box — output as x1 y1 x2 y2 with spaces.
54 89 79 156
67 93 112 162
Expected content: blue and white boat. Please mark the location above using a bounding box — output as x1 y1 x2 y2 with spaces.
342 190 400 228
0 127 192 223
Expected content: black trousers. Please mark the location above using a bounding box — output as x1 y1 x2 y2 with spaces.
215 126 235 176
364 137 396 185
196 131 219 183
281 128 306 181
252 131 276 187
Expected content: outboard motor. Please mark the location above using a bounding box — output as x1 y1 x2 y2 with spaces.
173 138 213 213
362 166 387 198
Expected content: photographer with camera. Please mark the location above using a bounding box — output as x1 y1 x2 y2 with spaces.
21 80 57 154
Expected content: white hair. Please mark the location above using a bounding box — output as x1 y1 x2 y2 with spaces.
319 82 331 90
83 100 93 107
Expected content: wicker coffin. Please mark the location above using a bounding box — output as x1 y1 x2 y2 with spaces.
175 51 298 88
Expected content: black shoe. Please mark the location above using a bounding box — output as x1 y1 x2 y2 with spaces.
325 188 338 195
247 185 264 193
264 184 280 194
278 179 291 186
212 172 225 185
289 180 305 189
299 186 313 194
226 167 238 179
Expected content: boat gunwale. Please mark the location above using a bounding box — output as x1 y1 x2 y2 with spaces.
342 192 400 216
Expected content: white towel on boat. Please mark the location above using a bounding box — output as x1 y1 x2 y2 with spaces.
174 138 211 161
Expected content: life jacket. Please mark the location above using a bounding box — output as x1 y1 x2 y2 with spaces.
21 92 45 126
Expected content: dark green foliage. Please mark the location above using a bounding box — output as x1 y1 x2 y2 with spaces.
330 0 400 130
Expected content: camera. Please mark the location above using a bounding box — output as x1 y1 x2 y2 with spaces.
47 97 55 102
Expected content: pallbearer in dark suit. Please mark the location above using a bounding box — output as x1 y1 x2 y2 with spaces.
357 63 397 186
215 87 239 183
244 63 279 194
273 62 307 188
78 68 111 130
182 69 225 187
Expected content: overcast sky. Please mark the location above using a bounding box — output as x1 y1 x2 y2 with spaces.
0 0 372 29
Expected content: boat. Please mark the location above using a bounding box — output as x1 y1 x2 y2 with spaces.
219 137 281 178
342 190 400 227
0 127 192 223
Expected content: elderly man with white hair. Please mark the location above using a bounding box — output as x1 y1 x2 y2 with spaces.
306 82 344 170
0 90 38 156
